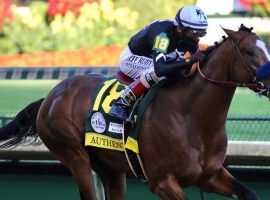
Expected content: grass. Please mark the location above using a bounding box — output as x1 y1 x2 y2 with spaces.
229 88 270 116
0 80 59 114
0 80 270 141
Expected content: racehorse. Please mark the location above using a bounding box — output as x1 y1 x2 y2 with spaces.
1 25 270 200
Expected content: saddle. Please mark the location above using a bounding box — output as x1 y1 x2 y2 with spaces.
115 71 133 84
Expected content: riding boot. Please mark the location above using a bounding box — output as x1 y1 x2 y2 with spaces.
108 79 149 121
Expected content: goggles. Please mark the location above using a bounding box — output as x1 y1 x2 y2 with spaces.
185 29 207 40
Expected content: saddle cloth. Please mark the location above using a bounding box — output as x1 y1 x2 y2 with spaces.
84 76 163 154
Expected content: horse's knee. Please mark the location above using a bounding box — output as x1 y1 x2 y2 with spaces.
153 175 187 200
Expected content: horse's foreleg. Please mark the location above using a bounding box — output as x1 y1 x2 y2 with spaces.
198 166 259 200
94 164 126 200
151 174 188 200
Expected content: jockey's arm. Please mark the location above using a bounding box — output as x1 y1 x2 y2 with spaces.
153 51 191 77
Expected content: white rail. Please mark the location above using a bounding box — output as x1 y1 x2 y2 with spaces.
1 141 270 166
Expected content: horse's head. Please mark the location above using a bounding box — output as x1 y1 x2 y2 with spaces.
222 24 270 98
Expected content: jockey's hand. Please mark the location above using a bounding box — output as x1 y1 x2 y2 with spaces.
189 51 205 63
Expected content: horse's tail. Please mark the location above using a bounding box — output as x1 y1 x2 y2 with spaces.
0 98 44 148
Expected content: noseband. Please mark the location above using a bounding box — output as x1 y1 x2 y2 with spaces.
198 33 267 95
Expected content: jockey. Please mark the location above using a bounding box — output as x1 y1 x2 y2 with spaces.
109 5 208 121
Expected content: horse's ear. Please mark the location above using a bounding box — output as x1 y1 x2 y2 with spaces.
221 27 239 42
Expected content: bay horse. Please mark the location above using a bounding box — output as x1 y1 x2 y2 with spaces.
1 25 270 200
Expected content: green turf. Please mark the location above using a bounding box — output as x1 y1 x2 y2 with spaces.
229 88 270 116
227 89 270 141
0 80 59 114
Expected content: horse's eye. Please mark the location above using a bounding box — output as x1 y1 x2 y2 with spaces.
246 49 255 56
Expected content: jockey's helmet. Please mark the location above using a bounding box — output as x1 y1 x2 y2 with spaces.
174 5 208 41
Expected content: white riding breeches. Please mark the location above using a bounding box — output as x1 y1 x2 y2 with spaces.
119 47 155 79
119 47 164 88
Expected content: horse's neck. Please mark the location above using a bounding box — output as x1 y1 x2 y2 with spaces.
193 41 236 117
161 40 236 128
189 74 236 121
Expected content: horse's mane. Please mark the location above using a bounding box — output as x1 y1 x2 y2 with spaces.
202 36 227 57
200 36 228 67
201 24 254 65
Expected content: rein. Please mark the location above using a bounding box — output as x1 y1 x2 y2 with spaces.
197 34 265 91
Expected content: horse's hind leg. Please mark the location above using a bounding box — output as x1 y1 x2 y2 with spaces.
198 166 259 200
94 164 126 200
68 148 97 200
44 141 97 200
151 174 188 200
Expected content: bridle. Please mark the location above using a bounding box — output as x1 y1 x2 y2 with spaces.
197 33 268 96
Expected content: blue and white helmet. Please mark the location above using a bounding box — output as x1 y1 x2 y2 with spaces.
174 5 208 30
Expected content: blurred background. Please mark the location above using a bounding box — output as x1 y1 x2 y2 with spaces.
0 0 270 200
0 0 269 66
